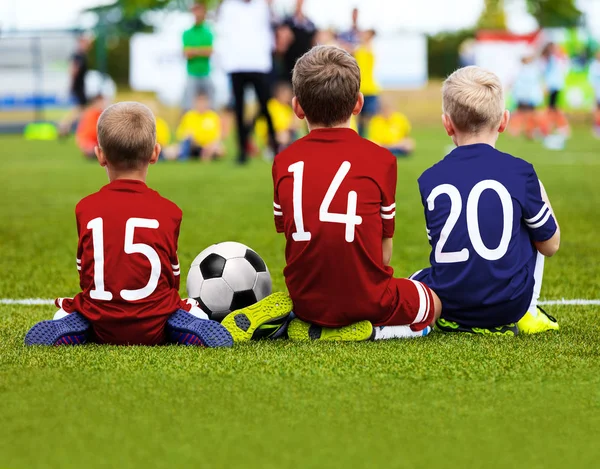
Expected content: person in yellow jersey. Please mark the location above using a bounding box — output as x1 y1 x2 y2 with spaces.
176 92 224 161
354 29 380 136
255 82 298 150
368 100 415 156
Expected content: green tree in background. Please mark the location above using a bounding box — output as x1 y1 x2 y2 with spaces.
526 0 582 28
477 0 507 30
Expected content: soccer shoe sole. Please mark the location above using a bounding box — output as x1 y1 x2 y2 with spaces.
167 310 233 348
221 292 294 342
24 312 90 346
435 318 518 336
288 318 374 342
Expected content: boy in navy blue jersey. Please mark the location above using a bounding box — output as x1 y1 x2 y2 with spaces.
413 66 560 335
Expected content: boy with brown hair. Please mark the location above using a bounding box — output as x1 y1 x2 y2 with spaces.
25 102 233 347
412 66 560 335
265 46 442 341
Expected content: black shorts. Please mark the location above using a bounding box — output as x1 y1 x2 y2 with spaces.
548 90 560 109
71 88 87 107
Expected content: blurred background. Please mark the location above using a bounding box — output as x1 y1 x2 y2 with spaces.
0 0 599 156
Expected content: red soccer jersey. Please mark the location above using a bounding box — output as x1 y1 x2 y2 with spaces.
272 128 398 327
58 179 191 345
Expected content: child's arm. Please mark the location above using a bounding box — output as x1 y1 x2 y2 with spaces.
184 46 213 59
382 238 393 266
523 171 560 258
534 180 560 257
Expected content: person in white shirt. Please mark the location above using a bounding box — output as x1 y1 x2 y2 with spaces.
589 50 600 137
217 0 278 163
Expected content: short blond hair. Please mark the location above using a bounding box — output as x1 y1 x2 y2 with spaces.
292 45 360 127
442 66 504 133
97 101 156 169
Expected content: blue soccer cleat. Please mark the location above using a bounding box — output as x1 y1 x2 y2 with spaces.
25 312 90 346
167 310 233 348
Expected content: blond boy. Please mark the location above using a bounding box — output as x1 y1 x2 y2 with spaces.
412 66 560 335
25 102 232 347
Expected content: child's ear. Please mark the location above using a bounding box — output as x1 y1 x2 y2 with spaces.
95 146 107 167
149 143 161 165
442 114 455 137
353 93 365 116
498 110 510 133
292 97 305 120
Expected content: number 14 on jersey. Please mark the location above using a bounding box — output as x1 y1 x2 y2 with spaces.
288 161 363 243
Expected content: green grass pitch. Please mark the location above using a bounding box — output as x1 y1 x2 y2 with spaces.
0 128 599 468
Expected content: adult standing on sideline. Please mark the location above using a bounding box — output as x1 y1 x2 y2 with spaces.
338 7 361 52
217 0 278 164
182 2 214 110
280 0 317 82
59 35 92 136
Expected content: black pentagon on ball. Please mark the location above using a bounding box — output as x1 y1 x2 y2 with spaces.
230 289 258 311
199 253 226 279
244 249 267 273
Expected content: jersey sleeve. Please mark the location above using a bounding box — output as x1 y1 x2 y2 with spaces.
522 169 557 242
272 161 284 233
170 213 183 290
380 155 397 238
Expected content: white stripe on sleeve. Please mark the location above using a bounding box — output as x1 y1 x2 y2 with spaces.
381 212 396 220
526 210 552 230
381 203 396 212
273 202 281 209
274 210 283 216
524 204 549 224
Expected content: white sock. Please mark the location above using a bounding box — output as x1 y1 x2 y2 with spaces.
184 298 210 320
53 308 69 320
373 325 431 340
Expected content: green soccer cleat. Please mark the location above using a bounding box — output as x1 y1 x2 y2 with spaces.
287 318 374 342
517 306 559 334
435 318 518 336
221 292 294 343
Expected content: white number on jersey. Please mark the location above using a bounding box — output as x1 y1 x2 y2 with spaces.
288 161 363 243
87 217 161 301
427 180 513 263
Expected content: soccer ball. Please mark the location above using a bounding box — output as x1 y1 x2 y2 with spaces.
186 242 272 322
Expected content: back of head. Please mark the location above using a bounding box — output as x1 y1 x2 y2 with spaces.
292 45 361 127
442 66 504 134
97 102 156 169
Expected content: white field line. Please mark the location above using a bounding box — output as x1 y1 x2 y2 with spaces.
0 298 599 306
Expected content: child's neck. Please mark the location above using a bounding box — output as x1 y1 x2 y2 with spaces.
307 118 352 132
106 166 148 183
453 131 499 148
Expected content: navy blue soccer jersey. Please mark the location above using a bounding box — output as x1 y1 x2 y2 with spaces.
413 143 557 327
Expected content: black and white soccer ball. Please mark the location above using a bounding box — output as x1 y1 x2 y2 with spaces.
186 242 272 322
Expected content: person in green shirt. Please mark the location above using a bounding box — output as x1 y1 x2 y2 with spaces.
182 3 214 110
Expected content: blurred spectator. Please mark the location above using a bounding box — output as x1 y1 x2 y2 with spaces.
176 92 224 161
315 28 339 47
59 35 93 136
367 100 415 157
542 42 570 135
217 0 278 164
589 50 600 137
280 0 317 82
510 55 544 139
75 95 107 159
255 82 298 151
338 8 361 52
354 29 380 136
182 3 214 110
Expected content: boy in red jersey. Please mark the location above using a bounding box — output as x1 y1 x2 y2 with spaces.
25 102 232 347
272 46 442 341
